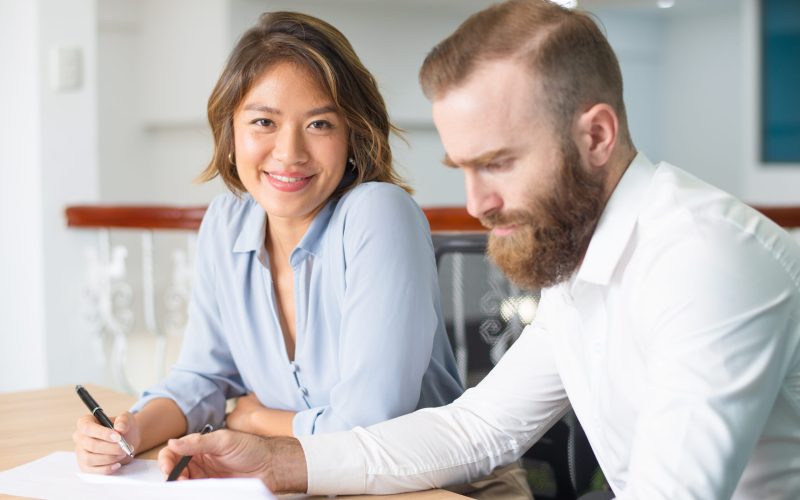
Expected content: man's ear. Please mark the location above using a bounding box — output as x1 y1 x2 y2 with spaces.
573 103 618 169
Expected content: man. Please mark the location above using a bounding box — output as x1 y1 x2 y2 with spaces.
159 1 800 498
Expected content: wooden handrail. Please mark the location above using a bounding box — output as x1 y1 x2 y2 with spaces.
753 206 800 229
65 204 800 232
66 205 207 231
65 205 487 232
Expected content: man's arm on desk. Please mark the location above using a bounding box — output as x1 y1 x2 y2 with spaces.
161 321 567 495
159 431 308 493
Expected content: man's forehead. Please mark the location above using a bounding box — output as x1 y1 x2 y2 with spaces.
431 59 546 166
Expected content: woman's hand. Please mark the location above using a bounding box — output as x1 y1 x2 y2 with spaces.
157 430 308 493
73 411 141 474
226 393 296 437
226 393 264 433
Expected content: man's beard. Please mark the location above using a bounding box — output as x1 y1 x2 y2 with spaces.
483 142 607 291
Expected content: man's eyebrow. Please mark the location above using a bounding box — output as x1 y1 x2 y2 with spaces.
441 148 513 169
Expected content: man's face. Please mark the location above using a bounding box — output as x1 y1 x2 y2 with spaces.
432 59 606 290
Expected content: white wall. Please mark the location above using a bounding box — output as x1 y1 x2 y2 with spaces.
0 0 102 392
39 0 104 388
0 0 48 391
98 0 227 204
595 9 664 162
659 1 745 196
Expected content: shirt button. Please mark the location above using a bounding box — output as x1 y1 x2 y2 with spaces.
290 362 299 373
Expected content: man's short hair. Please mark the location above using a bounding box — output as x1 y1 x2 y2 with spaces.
419 0 632 148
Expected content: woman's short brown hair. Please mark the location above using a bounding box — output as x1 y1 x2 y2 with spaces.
199 11 409 196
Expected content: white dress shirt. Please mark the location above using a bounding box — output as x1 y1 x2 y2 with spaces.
298 154 800 499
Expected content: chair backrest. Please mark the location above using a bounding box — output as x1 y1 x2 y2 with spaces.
432 232 600 500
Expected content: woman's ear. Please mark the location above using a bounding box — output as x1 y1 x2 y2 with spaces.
573 103 619 169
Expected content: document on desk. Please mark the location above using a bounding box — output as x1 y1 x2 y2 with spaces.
0 451 277 499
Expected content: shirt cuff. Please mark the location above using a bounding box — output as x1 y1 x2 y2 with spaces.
292 406 325 436
298 430 366 495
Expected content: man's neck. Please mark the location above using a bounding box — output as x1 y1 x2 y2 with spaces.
601 145 638 206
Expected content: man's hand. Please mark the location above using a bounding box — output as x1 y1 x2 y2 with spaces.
157 429 308 493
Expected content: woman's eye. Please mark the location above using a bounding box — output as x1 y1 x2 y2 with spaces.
253 118 274 127
309 120 333 130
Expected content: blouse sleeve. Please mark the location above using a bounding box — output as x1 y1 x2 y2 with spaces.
293 185 450 435
131 197 247 432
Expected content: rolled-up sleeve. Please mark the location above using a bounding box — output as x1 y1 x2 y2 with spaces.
293 185 453 436
131 198 246 432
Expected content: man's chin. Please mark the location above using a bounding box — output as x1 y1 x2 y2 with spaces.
488 237 576 291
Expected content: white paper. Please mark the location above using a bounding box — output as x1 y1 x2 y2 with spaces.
0 451 277 500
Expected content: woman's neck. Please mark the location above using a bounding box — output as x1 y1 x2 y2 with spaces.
265 211 315 265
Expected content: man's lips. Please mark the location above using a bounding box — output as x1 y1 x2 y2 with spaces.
491 225 519 237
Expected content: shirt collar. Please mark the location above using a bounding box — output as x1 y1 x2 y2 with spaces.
573 152 656 288
293 199 335 261
232 195 336 262
233 195 267 254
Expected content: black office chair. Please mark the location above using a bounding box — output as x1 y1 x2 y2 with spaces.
433 233 607 500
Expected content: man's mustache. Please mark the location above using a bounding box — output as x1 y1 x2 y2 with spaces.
480 209 532 230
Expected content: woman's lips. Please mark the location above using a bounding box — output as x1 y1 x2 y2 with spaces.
263 171 314 192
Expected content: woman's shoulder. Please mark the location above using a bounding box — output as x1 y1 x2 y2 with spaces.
337 182 419 216
200 191 261 240
332 182 430 239
204 192 257 221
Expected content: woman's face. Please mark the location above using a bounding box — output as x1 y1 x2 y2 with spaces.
233 61 349 225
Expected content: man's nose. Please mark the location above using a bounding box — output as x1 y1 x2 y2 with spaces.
464 171 502 220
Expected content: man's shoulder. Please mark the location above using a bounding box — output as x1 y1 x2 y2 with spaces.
639 164 784 247
633 163 800 287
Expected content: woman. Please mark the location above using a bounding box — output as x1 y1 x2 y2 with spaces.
73 11 462 474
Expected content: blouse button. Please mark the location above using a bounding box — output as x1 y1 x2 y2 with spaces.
290 362 299 373
299 386 309 396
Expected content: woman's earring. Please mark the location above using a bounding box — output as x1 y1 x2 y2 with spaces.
228 152 236 166
347 157 355 166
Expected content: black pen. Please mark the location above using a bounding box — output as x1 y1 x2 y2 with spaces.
75 385 135 458
166 424 214 481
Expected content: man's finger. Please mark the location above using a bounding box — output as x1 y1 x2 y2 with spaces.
158 446 180 476
186 460 210 479
168 430 230 456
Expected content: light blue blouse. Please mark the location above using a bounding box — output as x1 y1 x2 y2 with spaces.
132 182 463 436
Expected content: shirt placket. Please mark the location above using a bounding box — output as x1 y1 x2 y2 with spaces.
290 360 312 409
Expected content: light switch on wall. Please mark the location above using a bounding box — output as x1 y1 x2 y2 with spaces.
49 46 83 92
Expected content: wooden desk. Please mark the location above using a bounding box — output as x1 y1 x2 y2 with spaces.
0 385 463 499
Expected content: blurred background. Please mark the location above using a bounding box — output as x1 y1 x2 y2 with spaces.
1 0 799 393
